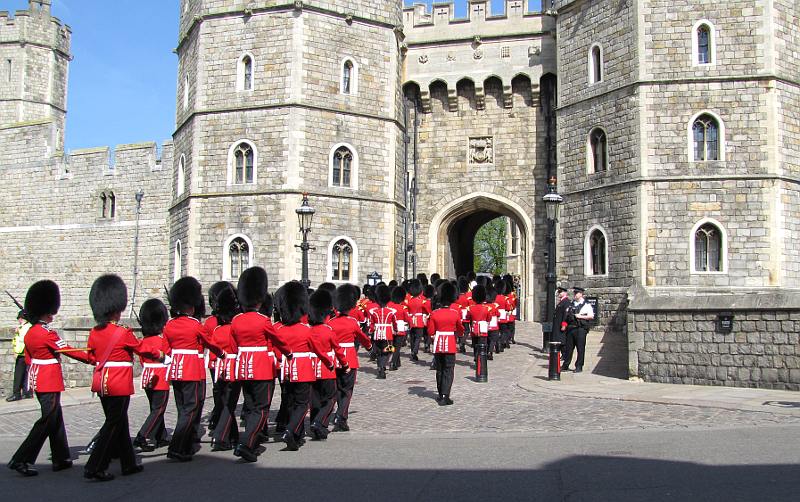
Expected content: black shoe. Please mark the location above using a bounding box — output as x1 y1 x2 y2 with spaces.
8 460 38 477
444 397 454 406
121 465 144 476
332 420 349 432
52 460 73 472
166 450 193 462
133 438 156 452
410 354 419 362
487 354 493 360
574 367 583 373
5 394 21 402
84 470 114 482
377 370 386 379
211 440 233 452
234 444 258 462
561 366 570 372
389 365 397 371
310 424 328 441
282 432 299 452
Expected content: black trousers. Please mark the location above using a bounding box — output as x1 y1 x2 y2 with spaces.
135 389 169 443
310 378 337 428
500 323 512 347
208 371 224 429
169 381 205 456
391 335 405 368
85 396 136 474
285 381 311 440
409 327 424 356
212 380 241 447
275 380 290 430
434 354 456 398
11 356 29 397
12 392 70 465
563 327 587 369
374 340 390 371
240 380 273 450
488 330 501 354
334 368 357 423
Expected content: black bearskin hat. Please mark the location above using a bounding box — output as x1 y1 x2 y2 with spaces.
375 284 391 307
457 276 469 294
309 289 333 326
438 281 458 306
259 293 274 318
466 271 477 282
485 283 498 304
208 281 230 313
276 281 308 326
494 279 507 296
334 284 358 314
214 283 239 326
89 274 128 326
423 284 435 300
407 279 422 297
139 298 169 337
24 280 60 322
388 280 398 288
170 276 205 318
430 273 441 284
237 266 268 311
471 285 487 304
476 275 489 287
318 282 337 294
390 286 406 304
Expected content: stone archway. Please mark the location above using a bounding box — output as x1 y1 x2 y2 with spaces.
427 192 536 320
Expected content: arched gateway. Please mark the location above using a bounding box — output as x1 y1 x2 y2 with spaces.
427 192 537 320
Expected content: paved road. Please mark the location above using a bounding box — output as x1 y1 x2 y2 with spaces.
1 323 799 500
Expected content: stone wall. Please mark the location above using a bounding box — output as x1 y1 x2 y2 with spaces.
628 288 800 391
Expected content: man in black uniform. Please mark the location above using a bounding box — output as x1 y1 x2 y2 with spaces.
549 287 570 380
562 287 594 373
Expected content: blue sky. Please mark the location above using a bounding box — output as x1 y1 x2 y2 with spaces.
7 1 541 151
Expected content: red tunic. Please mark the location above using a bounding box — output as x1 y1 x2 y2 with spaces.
311 324 348 378
24 323 89 393
139 335 170 391
204 316 219 370
274 323 334 383
369 307 398 342
428 307 464 354
467 304 492 337
327 315 372 369
88 323 160 397
231 311 289 381
456 293 474 323
387 301 409 336
406 295 431 329
163 316 222 382
508 292 518 322
212 324 238 381
497 295 512 325
348 307 365 324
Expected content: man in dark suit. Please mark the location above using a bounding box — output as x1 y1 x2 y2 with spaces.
549 287 571 380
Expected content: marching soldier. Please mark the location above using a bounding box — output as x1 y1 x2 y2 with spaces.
455 277 472 354
428 282 463 405
83 274 164 481
368 284 398 379
467 285 491 381
485 284 501 359
133 298 171 452
209 283 241 451
387 286 409 370
405 279 430 362
328 284 372 432
8 280 90 477
273 282 335 451
163 277 223 462
562 287 595 373
204 281 229 434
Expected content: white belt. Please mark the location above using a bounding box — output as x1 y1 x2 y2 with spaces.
292 352 314 358
31 358 58 365
375 323 391 328
143 363 167 369
238 346 268 353
104 362 133 368
339 342 355 348
224 354 237 359
435 331 455 336
172 349 199 355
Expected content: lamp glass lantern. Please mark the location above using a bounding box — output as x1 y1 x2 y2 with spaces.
296 193 315 232
543 191 563 222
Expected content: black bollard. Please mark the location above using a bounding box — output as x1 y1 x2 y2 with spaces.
475 338 488 382
548 341 562 381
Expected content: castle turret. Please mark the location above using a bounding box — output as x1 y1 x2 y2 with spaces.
0 0 70 149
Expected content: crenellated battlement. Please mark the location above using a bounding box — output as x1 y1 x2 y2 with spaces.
64 141 171 178
0 1 71 54
403 1 547 36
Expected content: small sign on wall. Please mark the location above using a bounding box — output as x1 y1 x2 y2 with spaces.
716 312 734 333
585 296 600 326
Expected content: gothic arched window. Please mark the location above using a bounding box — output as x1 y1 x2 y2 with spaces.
589 128 608 173
332 146 353 187
228 237 249 279
331 239 353 281
234 142 255 184
694 222 723 272
589 229 607 276
697 25 711 64
589 44 603 84
692 114 720 161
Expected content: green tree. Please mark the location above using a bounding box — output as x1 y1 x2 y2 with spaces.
474 217 507 275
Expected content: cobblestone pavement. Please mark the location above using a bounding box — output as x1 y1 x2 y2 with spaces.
1 323 798 440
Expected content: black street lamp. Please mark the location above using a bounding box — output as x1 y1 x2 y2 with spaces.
542 177 563 358
129 189 145 319
295 193 316 288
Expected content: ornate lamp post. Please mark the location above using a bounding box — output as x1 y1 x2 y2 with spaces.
542 177 563 360
295 193 316 288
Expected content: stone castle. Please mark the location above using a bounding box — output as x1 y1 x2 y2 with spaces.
0 0 798 390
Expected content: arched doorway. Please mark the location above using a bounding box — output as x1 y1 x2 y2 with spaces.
428 192 535 320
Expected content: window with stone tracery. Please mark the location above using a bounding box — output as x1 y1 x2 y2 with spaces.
228 237 249 279
332 146 353 187
234 142 254 184
589 229 607 276
588 128 608 173
694 223 722 272
692 114 720 161
331 239 353 281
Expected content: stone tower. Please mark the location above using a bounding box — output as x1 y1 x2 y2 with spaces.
0 0 70 150
171 0 406 288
